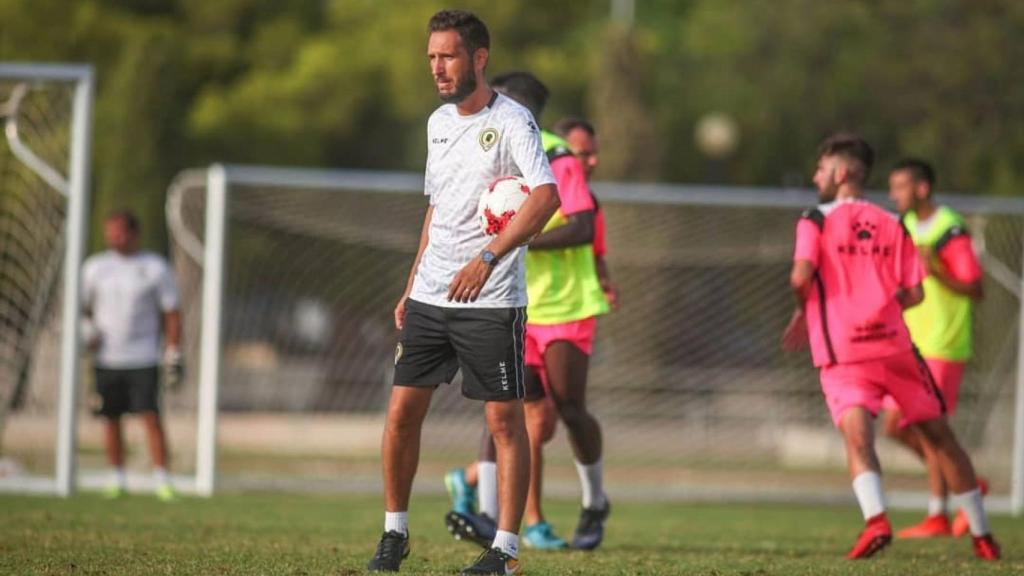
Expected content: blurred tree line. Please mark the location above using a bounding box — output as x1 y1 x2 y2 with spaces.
1 0 1021 252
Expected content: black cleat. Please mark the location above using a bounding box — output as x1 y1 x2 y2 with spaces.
572 499 610 550
367 530 409 572
461 547 520 575
445 510 497 549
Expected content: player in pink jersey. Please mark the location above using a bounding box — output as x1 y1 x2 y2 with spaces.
553 117 618 310
782 133 999 561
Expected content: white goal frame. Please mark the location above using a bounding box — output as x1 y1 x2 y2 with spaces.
0 63 94 497
171 163 1024 515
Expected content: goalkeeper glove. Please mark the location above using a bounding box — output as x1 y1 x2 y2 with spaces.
162 346 184 391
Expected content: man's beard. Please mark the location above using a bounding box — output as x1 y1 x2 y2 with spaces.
439 69 477 103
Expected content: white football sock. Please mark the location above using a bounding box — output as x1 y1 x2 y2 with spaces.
112 467 126 489
478 461 498 519
492 530 519 559
952 488 990 536
384 511 408 536
927 495 946 517
851 471 886 520
154 467 170 486
574 459 607 509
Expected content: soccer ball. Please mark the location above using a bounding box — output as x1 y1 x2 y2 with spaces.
478 176 531 235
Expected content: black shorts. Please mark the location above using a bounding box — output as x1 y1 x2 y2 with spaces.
394 298 526 401
93 366 161 418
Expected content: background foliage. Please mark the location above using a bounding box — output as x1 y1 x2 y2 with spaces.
1 0 1021 250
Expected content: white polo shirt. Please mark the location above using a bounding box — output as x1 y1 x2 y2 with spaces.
82 250 179 369
410 92 556 308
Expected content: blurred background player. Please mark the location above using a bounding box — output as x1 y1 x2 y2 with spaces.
882 159 986 539
782 134 999 561
444 72 612 552
553 117 618 310
368 11 561 575
81 210 182 501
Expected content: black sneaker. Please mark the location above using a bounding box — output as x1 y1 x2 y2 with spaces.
572 499 610 550
445 510 497 549
367 530 409 572
461 547 520 575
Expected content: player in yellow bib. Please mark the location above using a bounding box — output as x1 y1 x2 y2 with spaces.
883 159 986 539
443 72 612 552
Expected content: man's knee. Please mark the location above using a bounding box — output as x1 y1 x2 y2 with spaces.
882 411 903 439
526 402 557 444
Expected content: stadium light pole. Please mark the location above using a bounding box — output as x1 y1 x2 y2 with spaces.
195 164 228 497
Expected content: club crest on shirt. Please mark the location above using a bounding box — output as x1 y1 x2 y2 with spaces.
479 128 499 151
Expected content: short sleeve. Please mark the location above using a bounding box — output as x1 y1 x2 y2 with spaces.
550 156 595 216
793 217 821 266
155 259 180 311
937 234 983 284
506 112 555 190
592 207 607 257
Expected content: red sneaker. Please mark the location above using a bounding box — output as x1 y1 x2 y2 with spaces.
847 513 892 559
972 534 1001 561
896 514 951 539
952 477 989 538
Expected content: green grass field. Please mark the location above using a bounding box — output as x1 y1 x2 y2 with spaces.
2 492 1022 575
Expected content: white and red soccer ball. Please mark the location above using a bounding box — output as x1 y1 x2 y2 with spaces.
478 176 530 236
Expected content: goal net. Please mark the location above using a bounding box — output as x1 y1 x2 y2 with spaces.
0 64 92 496
167 165 1024 510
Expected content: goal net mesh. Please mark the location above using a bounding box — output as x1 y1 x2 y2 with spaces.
167 169 1021 503
0 78 73 480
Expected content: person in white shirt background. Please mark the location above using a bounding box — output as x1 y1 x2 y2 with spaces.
81 210 182 500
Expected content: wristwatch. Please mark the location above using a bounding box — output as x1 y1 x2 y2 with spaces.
481 250 499 266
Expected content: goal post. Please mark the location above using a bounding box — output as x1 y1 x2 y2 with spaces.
168 163 1024 515
0 63 94 497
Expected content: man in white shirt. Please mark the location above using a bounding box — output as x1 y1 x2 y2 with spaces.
366 9 560 576
82 211 182 501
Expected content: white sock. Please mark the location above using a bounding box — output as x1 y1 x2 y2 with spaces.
491 530 519 559
112 467 126 489
927 496 946 517
384 511 408 536
574 459 607 509
154 467 170 486
478 461 498 519
851 471 886 520
952 488 990 536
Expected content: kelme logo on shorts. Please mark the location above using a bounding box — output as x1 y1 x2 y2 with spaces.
479 128 499 152
394 343 403 365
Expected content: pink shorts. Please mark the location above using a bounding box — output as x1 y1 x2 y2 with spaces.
819 350 944 429
525 317 597 372
883 358 965 415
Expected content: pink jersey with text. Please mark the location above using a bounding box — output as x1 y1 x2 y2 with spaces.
794 199 924 367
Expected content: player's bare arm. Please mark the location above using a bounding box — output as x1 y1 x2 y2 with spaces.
896 283 925 309
782 259 815 351
595 255 619 310
528 210 595 250
396 205 434 328
448 183 560 303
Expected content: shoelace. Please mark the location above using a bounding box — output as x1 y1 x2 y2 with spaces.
474 547 511 566
375 531 406 561
578 508 603 532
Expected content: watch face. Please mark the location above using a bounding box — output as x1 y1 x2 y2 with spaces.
482 251 496 264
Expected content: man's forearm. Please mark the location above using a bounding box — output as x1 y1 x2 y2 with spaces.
486 184 560 259
529 213 594 250
163 311 181 348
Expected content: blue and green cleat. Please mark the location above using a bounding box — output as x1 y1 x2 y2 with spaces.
522 521 569 550
444 468 476 515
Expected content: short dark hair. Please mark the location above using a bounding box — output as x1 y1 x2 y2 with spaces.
106 209 140 233
553 116 596 138
817 132 874 184
491 71 549 119
428 10 490 58
891 158 936 188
